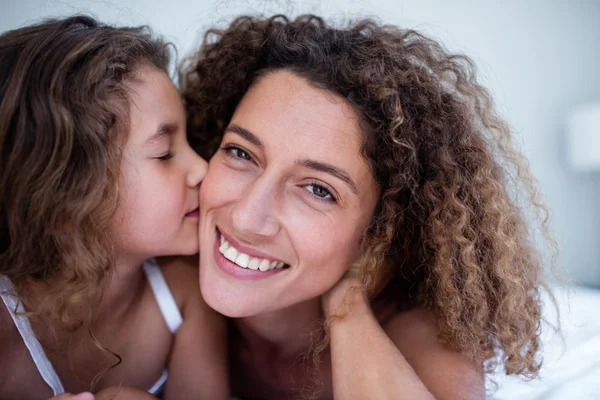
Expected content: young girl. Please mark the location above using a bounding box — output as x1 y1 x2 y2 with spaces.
182 15 556 399
0 16 227 400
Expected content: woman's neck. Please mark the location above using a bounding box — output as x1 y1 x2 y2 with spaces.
234 297 325 361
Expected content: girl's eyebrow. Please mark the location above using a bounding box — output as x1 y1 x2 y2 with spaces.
146 122 178 145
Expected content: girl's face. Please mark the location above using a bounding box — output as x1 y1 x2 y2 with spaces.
198 70 380 318
109 65 207 261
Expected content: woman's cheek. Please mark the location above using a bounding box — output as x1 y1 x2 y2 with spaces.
202 164 237 204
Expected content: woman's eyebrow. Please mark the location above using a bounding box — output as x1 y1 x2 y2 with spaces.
225 124 263 149
296 159 358 194
226 123 358 194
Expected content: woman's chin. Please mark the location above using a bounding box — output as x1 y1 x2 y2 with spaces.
200 284 258 318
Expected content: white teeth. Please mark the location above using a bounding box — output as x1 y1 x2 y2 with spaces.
218 233 286 272
219 241 228 253
235 253 250 268
258 259 270 272
248 258 260 270
223 247 238 262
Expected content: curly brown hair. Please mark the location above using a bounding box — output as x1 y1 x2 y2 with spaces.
0 16 170 332
181 14 556 378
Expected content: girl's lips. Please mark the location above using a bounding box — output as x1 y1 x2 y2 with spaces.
212 229 287 280
185 208 199 218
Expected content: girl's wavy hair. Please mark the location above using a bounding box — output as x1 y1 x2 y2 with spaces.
0 14 169 367
182 14 557 380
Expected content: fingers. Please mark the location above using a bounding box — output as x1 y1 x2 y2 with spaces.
48 387 157 400
48 393 94 400
94 386 159 400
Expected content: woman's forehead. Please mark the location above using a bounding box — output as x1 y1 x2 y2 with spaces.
233 71 363 156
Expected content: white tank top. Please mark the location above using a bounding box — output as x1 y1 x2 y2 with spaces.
0 258 182 396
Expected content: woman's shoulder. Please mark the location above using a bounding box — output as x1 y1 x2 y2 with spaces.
370 298 440 356
381 307 438 349
382 307 485 399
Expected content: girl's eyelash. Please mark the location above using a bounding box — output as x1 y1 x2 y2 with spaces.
157 152 173 161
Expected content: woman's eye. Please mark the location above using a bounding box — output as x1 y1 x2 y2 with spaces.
305 183 336 202
222 145 252 161
233 148 251 160
156 152 173 161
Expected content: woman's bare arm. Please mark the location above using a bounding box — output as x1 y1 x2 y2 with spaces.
325 279 484 400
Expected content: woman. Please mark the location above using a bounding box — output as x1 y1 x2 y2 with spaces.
182 14 554 399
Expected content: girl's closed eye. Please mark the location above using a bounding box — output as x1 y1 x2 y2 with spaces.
156 151 173 161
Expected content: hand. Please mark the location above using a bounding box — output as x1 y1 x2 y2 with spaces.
321 273 367 318
48 387 158 400
94 387 159 400
48 393 94 400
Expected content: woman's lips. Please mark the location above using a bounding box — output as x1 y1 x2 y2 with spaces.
212 229 287 280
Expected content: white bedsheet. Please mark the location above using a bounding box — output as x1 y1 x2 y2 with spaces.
488 285 600 399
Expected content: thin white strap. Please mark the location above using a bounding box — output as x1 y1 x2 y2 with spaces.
147 369 168 395
143 259 183 333
0 276 65 396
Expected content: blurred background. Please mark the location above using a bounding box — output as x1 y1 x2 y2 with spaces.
2 0 599 398
3 0 599 287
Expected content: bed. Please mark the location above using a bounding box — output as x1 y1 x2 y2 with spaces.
488 284 600 399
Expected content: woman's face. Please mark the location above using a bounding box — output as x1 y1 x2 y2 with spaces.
198 70 380 317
